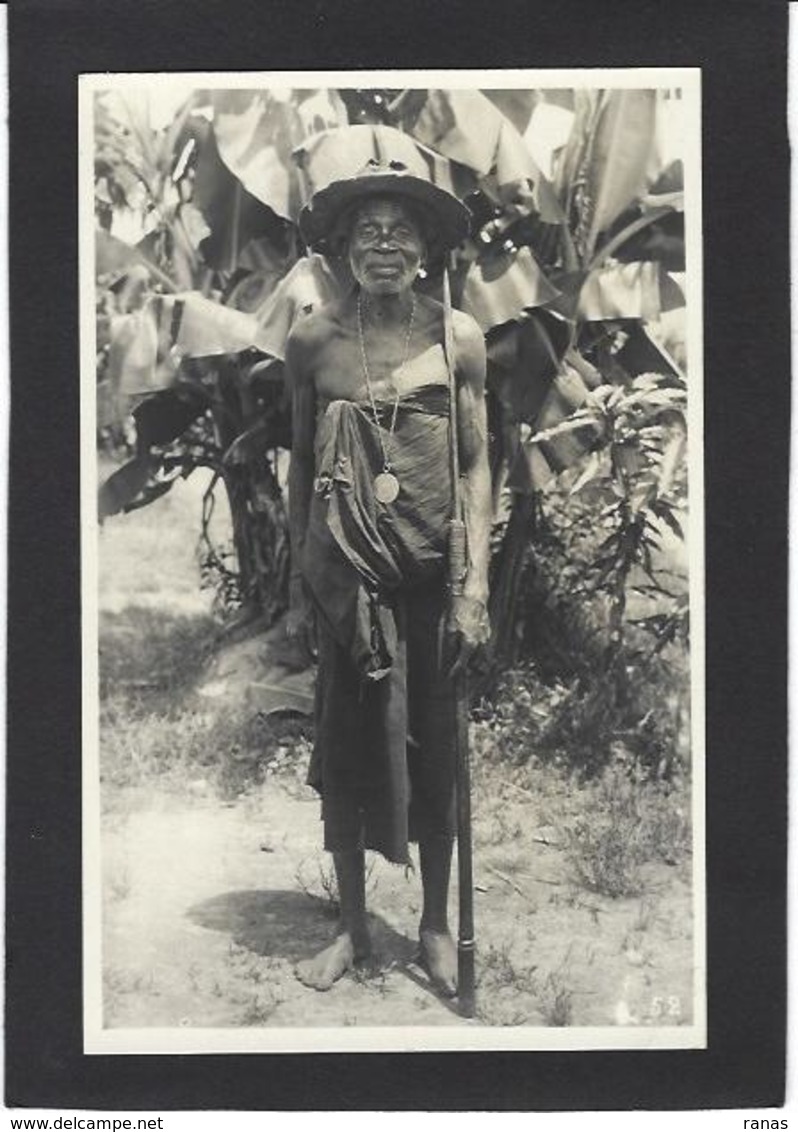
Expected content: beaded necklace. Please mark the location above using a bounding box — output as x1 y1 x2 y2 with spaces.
356 291 416 504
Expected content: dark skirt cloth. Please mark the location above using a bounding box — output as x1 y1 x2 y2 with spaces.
307 572 456 865
302 384 458 864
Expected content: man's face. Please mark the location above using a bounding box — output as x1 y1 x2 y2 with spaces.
347 197 426 296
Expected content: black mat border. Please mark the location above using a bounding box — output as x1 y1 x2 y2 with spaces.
6 0 789 1111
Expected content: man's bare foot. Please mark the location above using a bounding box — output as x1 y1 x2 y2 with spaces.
295 931 370 991
418 928 458 998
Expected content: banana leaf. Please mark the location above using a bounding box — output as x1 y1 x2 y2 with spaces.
584 90 658 259
107 306 162 412
210 90 308 221
252 253 352 362
193 124 292 273
398 90 564 226
105 292 278 429
611 321 683 379
96 229 146 280
555 90 659 264
487 309 572 425
225 259 292 315
578 261 663 322
136 206 209 293
491 119 568 225
607 208 685 272
295 88 350 136
482 89 538 135
98 454 154 521
401 89 503 176
522 99 576 178
462 246 560 332
208 88 349 224
646 159 684 197
98 388 208 519
172 292 276 357
506 362 597 493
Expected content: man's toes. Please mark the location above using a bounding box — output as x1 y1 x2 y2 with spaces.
295 959 333 991
295 936 358 991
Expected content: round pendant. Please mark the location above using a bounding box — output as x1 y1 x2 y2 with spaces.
374 471 400 504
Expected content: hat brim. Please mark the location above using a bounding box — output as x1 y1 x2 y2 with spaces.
299 172 470 257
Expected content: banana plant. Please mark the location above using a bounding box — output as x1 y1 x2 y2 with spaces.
95 85 688 660
95 88 299 626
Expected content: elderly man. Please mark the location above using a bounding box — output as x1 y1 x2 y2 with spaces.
286 157 491 996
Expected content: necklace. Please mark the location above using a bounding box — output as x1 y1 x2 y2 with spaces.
356 291 416 505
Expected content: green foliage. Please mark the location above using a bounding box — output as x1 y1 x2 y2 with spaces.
537 966 575 1026
96 87 687 631
495 370 691 775
530 372 687 613
474 652 687 781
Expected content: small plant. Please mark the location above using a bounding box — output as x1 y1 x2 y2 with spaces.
294 855 378 918
537 968 574 1027
643 809 691 868
559 761 647 897
475 942 540 1027
630 895 660 934
238 987 284 1026
351 962 390 996
295 857 340 917
477 942 537 993
103 965 157 1022
558 749 690 897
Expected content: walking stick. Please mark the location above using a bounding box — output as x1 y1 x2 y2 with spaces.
442 262 476 1019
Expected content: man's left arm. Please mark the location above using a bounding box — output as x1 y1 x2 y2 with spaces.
449 311 492 665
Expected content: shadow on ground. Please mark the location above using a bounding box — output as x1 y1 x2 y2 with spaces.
187 888 464 1015
188 888 416 968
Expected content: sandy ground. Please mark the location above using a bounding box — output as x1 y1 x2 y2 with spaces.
97 470 696 1035
101 771 694 1031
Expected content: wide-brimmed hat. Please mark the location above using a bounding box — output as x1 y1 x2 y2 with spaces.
299 156 471 258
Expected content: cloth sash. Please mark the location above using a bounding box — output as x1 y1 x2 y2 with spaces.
302 385 452 679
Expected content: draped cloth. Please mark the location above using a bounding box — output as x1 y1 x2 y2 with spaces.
302 385 457 864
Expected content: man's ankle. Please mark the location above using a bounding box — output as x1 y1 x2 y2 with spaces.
419 919 451 937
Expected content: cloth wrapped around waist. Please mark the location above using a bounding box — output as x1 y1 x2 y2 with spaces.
302 385 452 679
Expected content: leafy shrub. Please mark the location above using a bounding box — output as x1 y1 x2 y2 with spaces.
491 372 691 777
473 653 687 782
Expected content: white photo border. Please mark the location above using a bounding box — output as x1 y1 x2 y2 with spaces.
79 67 705 1056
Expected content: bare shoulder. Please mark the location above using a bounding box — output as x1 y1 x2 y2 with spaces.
452 308 484 348
417 295 483 351
452 309 486 385
286 303 342 376
287 306 334 353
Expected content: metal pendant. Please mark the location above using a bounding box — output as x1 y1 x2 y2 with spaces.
374 471 400 504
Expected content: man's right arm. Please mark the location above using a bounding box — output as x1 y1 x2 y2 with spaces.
286 325 317 629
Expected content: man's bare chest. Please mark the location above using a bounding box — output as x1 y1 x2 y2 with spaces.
312 334 450 403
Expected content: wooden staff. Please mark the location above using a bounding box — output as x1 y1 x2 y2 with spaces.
442 262 476 1019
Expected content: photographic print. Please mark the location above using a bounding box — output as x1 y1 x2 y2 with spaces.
80 69 704 1054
